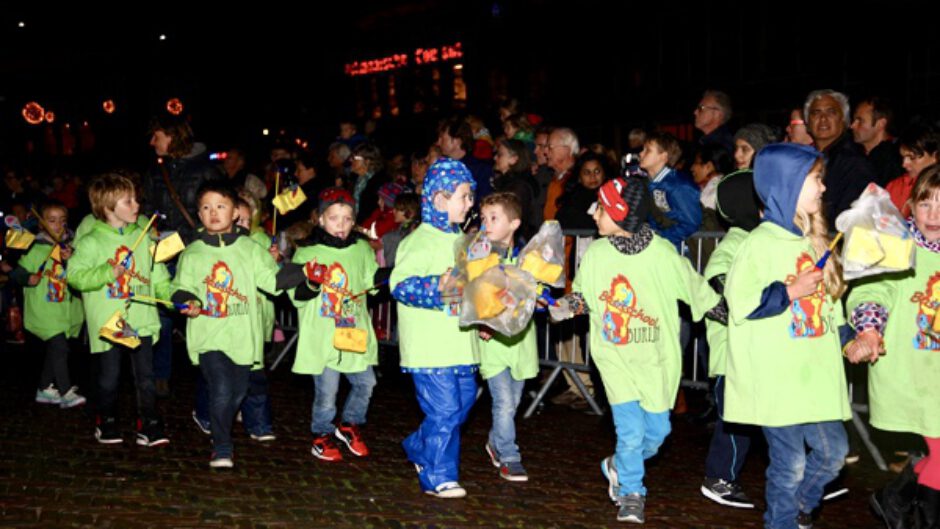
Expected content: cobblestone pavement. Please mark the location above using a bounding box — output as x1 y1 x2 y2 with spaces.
1 339 891 528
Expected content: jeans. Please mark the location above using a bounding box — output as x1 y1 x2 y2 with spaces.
199 350 250 458
311 367 376 435
762 421 848 529
611 400 672 497
487 369 525 463
98 336 156 420
195 369 273 436
705 375 757 482
404 371 477 491
39 334 71 392
152 311 174 381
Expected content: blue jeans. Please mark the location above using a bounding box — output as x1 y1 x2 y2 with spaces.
152 311 174 381
199 351 250 459
311 367 376 435
611 400 672 497
705 375 757 482
762 421 848 529
404 371 478 491
487 369 525 463
195 369 273 436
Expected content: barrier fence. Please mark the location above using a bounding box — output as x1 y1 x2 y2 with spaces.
271 229 887 471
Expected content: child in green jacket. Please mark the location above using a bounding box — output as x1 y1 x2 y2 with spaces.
68 174 171 446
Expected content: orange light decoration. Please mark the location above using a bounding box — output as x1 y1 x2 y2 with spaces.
102 99 116 114
344 42 462 76
44 111 55 123
22 101 45 125
166 98 184 115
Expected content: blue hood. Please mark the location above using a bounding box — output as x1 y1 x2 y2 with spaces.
421 157 477 233
753 143 823 235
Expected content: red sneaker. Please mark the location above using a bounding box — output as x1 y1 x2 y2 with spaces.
334 423 369 457
311 434 343 461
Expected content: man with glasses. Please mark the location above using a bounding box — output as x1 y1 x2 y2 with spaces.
694 90 735 156
804 89 877 224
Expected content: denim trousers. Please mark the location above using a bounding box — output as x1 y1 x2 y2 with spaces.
486 368 526 463
311 366 376 435
611 400 672 497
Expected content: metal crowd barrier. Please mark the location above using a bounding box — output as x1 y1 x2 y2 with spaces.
268 228 887 470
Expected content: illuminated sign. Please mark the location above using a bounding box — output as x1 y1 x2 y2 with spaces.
22 101 44 125
345 42 463 76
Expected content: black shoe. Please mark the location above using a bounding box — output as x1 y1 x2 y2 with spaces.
797 511 813 529
136 418 169 447
95 416 123 444
870 461 917 529
700 477 755 509
914 485 940 529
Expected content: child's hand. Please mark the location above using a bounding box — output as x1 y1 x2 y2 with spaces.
27 273 41 286
268 244 282 263
182 301 202 318
438 268 456 292
786 268 823 300
305 260 328 284
112 264 126 279
479 327 493 341
59 246 73 260
855 330 885 363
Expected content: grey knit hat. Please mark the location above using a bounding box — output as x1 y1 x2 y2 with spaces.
734 123 778 154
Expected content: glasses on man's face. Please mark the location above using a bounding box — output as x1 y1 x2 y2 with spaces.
696 105 720 113
352 155 365 161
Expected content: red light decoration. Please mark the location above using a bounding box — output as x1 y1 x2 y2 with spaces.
345 42 462 76
166 98 184 115
22 101 45 125
103 99 116 114
44 111 55 123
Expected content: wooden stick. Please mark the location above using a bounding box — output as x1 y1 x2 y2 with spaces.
272 171 280 237
129 213 159 255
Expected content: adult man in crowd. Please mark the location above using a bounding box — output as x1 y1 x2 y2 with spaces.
851 96 904 187
805 89 878 223
544 127 579 221
694 90 735 156
438 117 494 203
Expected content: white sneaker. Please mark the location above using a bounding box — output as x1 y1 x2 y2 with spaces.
35 385 61 405
209 457 234 469
250 432 277 442
59 387 86 409
425 481 467 499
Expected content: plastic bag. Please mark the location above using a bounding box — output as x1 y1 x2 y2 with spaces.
518 220 565 288
453 229 508 283
459 265 539 337
835 183 915 280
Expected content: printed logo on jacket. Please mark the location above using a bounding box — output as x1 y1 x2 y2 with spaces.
45 258 67 303
910 271 940 350
599 274 660 345
203 261 248 318
107 245 149 299
788 253 827 338
320 262 358 327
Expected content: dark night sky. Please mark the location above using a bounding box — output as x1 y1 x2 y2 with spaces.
2 1 938 172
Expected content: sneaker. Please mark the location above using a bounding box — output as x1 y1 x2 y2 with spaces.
250 431 277 442
95 416 123 444
484 442 500 468
424 481 467 499
58 387 86 409
844 452 861 465
796 511 813 529
601 456 620 502
616 493 646 523
35 384 61 405
499 461 529 482
334 423 369 457
191 410 211 435
209 453 234 469
136 418 170 447
311 434 343 461
700 477 755 509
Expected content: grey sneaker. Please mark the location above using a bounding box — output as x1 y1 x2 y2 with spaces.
601 456 619 502
35 384 61 405
498 461 529 482
616 493 645 523
59 387 86 409
700 477 755 509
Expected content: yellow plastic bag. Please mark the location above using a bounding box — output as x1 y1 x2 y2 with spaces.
272 185 308 215
467 253 500 281
520 251 563 285
149 232 186 263
333 327 367 353
98 310 141 349
473 281 508 319
5 228 35 250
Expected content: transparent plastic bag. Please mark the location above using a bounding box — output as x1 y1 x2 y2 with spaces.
518 220 565 288
459 265 538 337
835 183 915 280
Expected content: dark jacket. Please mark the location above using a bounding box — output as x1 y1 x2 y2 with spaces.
821 132 878 226
493 171 537 237
143 143 224 241
354 171 389 225
866 139 905 188
555 184 599 231
700 124 735 157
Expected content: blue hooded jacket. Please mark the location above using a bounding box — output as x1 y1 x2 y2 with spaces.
753 143 823 236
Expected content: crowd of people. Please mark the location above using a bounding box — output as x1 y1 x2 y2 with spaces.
2 87 940 529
